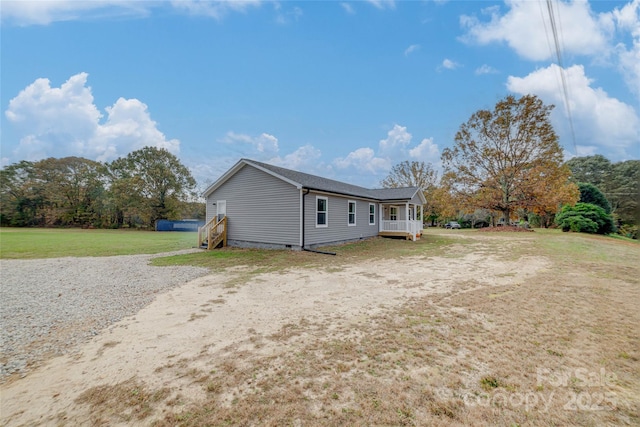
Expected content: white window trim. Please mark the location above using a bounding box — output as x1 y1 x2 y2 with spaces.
348 200 356 226
390 205 398 221
369 203 375 225
316 196 328 228
217 200 227 221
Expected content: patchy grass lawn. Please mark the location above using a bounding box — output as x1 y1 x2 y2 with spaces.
0 227 198 259
69 229 640 426
151 232 457 271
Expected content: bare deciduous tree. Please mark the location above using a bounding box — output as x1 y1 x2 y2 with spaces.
381 160 438 190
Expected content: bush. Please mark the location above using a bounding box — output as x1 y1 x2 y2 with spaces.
565 216 599 233
578 182 611 213
555 203 616 235
618 224 638 240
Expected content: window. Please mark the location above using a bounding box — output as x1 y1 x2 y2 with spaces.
316 196 328 227
390 206 398 221
348 201 356 226
369 203 375 225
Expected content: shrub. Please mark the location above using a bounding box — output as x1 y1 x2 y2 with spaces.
578 182 611 213
555 203 616 235
565 216 599 233
618 224 638 240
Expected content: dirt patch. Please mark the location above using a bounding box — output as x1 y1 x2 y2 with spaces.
478 225 534 232
1 231 638 426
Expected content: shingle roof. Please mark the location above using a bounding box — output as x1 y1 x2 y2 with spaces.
245 159 423 202
203 158 424 203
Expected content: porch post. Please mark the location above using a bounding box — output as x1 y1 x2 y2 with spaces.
405 203 409 232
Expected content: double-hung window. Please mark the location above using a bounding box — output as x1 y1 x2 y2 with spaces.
348 201 356 226
390 206 398 221
369 203 375 225
316 196 328 227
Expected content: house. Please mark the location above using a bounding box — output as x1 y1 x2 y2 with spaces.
199 159 426 250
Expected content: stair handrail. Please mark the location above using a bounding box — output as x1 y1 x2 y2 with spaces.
198 215 227 249
208 216 227 249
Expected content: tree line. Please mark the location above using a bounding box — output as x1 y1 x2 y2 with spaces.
0 147 202 229
382 95 639 237
3 95 637 237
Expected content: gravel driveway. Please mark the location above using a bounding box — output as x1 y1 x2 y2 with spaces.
0 251 208 380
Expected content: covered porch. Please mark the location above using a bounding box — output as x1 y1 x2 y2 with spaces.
378 202 423 241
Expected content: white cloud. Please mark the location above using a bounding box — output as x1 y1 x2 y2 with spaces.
614 0 639 30
460 0 610 61
404 44 420 56
335 124 442 177
274 4 303 25
366 0 396 10
334 147 390 174
190 141 324 193
94 97 180 162
409 137 440 162
0 0 150 26
6 73 101 136
171 0 262 20
5 73 180 162
212 132 328 176
340 3 355 15
379 124 412 154
507 64 640 160
612 0 640 96
475 64 499 75
564 145 599 161
220 131 279 157
201 124 441 188
460 0 640 98
441 58 460 70
1 0 263 25
269 144 322 171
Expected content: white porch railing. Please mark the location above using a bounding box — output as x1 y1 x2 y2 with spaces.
380 220 423 238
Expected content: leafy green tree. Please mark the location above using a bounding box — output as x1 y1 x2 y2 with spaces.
566 155 612 189
442 94 578 223
108 147 197 228
555 203 615 234
34 157 107 226
578 182 611 214
609 160 640 225
567 156 639 226
0 161 44 226
1 157 109 227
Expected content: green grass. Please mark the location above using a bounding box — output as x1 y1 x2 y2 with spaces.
151 231 458 271
533 228 640 266
0 228 198 259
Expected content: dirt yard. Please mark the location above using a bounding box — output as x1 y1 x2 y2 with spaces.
1 231 638 426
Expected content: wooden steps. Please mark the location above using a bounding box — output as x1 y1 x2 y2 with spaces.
197 216 227 250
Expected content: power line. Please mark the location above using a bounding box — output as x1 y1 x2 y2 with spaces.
545 0 578 156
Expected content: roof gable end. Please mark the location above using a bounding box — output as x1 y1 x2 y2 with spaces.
202 159 303 198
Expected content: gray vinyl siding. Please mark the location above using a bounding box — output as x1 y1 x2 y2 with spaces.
409 192 424 206
205 165 300 246
206 204 217 224
304 193 378 247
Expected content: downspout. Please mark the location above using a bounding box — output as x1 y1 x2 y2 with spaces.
301 188 336 256
301 188 309 249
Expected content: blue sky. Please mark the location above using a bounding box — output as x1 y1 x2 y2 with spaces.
1 0 639 191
